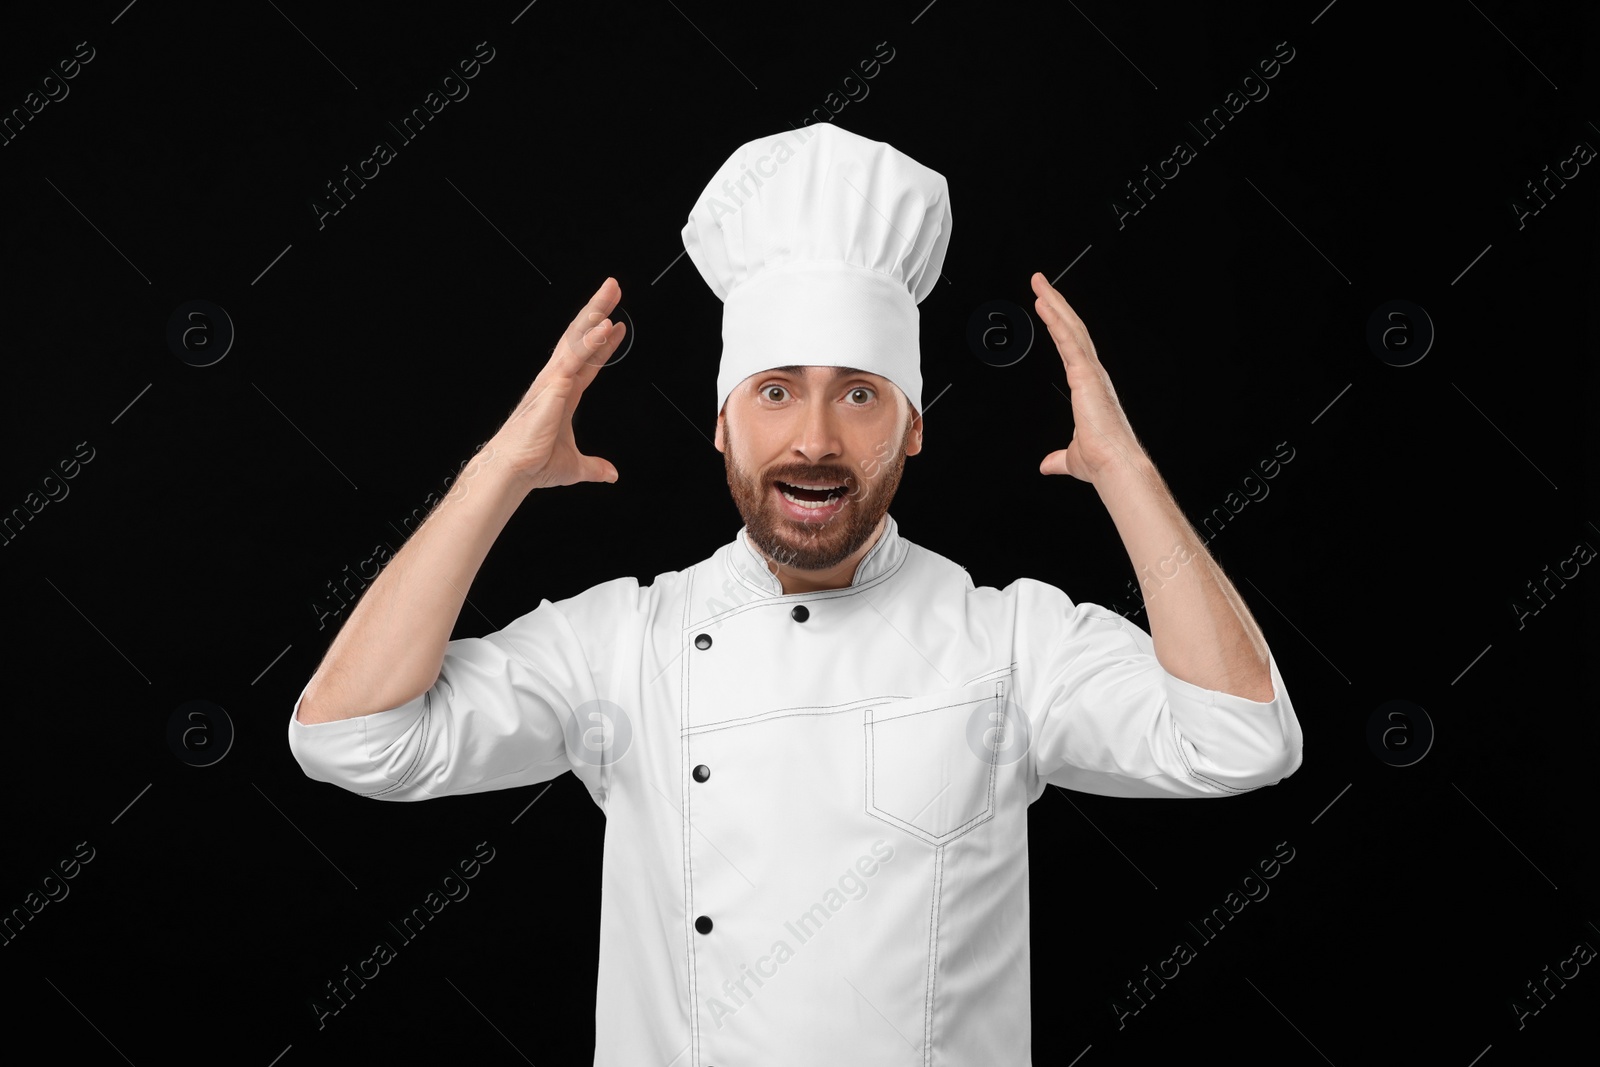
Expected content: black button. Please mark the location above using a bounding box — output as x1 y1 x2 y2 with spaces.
695 633 712 650
695 915 713 934
693 764 710 782
790 605 809 622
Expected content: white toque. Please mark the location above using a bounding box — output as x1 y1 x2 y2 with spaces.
680 123 953 421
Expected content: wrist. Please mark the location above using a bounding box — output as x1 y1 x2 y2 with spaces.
440 442 535 513
1092 447 1159 500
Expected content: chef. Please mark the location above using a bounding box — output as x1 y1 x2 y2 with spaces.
287 122 1303 1066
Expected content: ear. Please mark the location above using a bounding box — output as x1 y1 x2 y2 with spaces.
904 405 923 458
714 411 726 453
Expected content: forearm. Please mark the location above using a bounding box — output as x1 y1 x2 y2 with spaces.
297 447 531 724
1092 454 1274 701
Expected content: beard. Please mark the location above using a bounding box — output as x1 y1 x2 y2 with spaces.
722 414 911 574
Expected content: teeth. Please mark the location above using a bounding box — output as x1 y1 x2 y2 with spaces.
780 489 842 509
781 481 844 490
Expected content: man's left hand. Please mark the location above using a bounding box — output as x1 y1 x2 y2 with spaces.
1031 272 1146 485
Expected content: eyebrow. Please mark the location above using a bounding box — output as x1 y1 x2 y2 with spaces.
766 366 875 380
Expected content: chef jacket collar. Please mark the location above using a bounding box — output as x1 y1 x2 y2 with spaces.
731 512 906 597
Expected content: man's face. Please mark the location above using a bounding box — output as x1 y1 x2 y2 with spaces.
716 365 922 574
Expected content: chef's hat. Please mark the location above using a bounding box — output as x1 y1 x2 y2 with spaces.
680 123 953 422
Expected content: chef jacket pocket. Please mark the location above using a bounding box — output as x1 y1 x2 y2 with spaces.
865 676 1007 845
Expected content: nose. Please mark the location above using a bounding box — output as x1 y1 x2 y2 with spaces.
790 395 845 469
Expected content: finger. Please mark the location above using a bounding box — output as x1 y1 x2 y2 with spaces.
1036 297 1089 369
553 281 626 398
558 277 622 363
558 319 623 415
1039 447 1074 478
516 281 623 422
577 450 619 484
568 322 625 413
1039 310 1103 388
580 319 625 368
1030 272 1085 332
1034 292 1086 351
1031 275 1094 360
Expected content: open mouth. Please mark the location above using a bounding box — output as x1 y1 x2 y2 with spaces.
773 480 848 518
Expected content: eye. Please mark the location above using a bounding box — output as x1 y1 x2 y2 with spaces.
758 384 877 404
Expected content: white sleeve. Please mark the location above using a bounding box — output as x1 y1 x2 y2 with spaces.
286 584 628 801
1010 578 1304 800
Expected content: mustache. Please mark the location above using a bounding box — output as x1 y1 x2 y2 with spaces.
769 472 853 485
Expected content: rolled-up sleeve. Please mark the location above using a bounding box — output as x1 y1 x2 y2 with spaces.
1011 578 1304 800
287 582 633 801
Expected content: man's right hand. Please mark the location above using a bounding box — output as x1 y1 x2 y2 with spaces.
491 277 628 490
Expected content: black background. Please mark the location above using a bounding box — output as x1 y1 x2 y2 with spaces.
1 1 1596 1064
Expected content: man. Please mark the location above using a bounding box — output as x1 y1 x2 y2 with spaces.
288 124 1302 1066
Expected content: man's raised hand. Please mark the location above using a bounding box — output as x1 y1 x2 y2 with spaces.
1031 272 1146 486
490 277 627 490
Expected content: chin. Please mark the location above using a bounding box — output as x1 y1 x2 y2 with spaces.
741 484 885 572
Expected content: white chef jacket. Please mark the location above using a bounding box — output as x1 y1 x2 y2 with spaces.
287 513 1302 1066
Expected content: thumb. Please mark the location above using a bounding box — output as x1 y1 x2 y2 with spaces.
581 454 618 484
1039 448 1072 477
